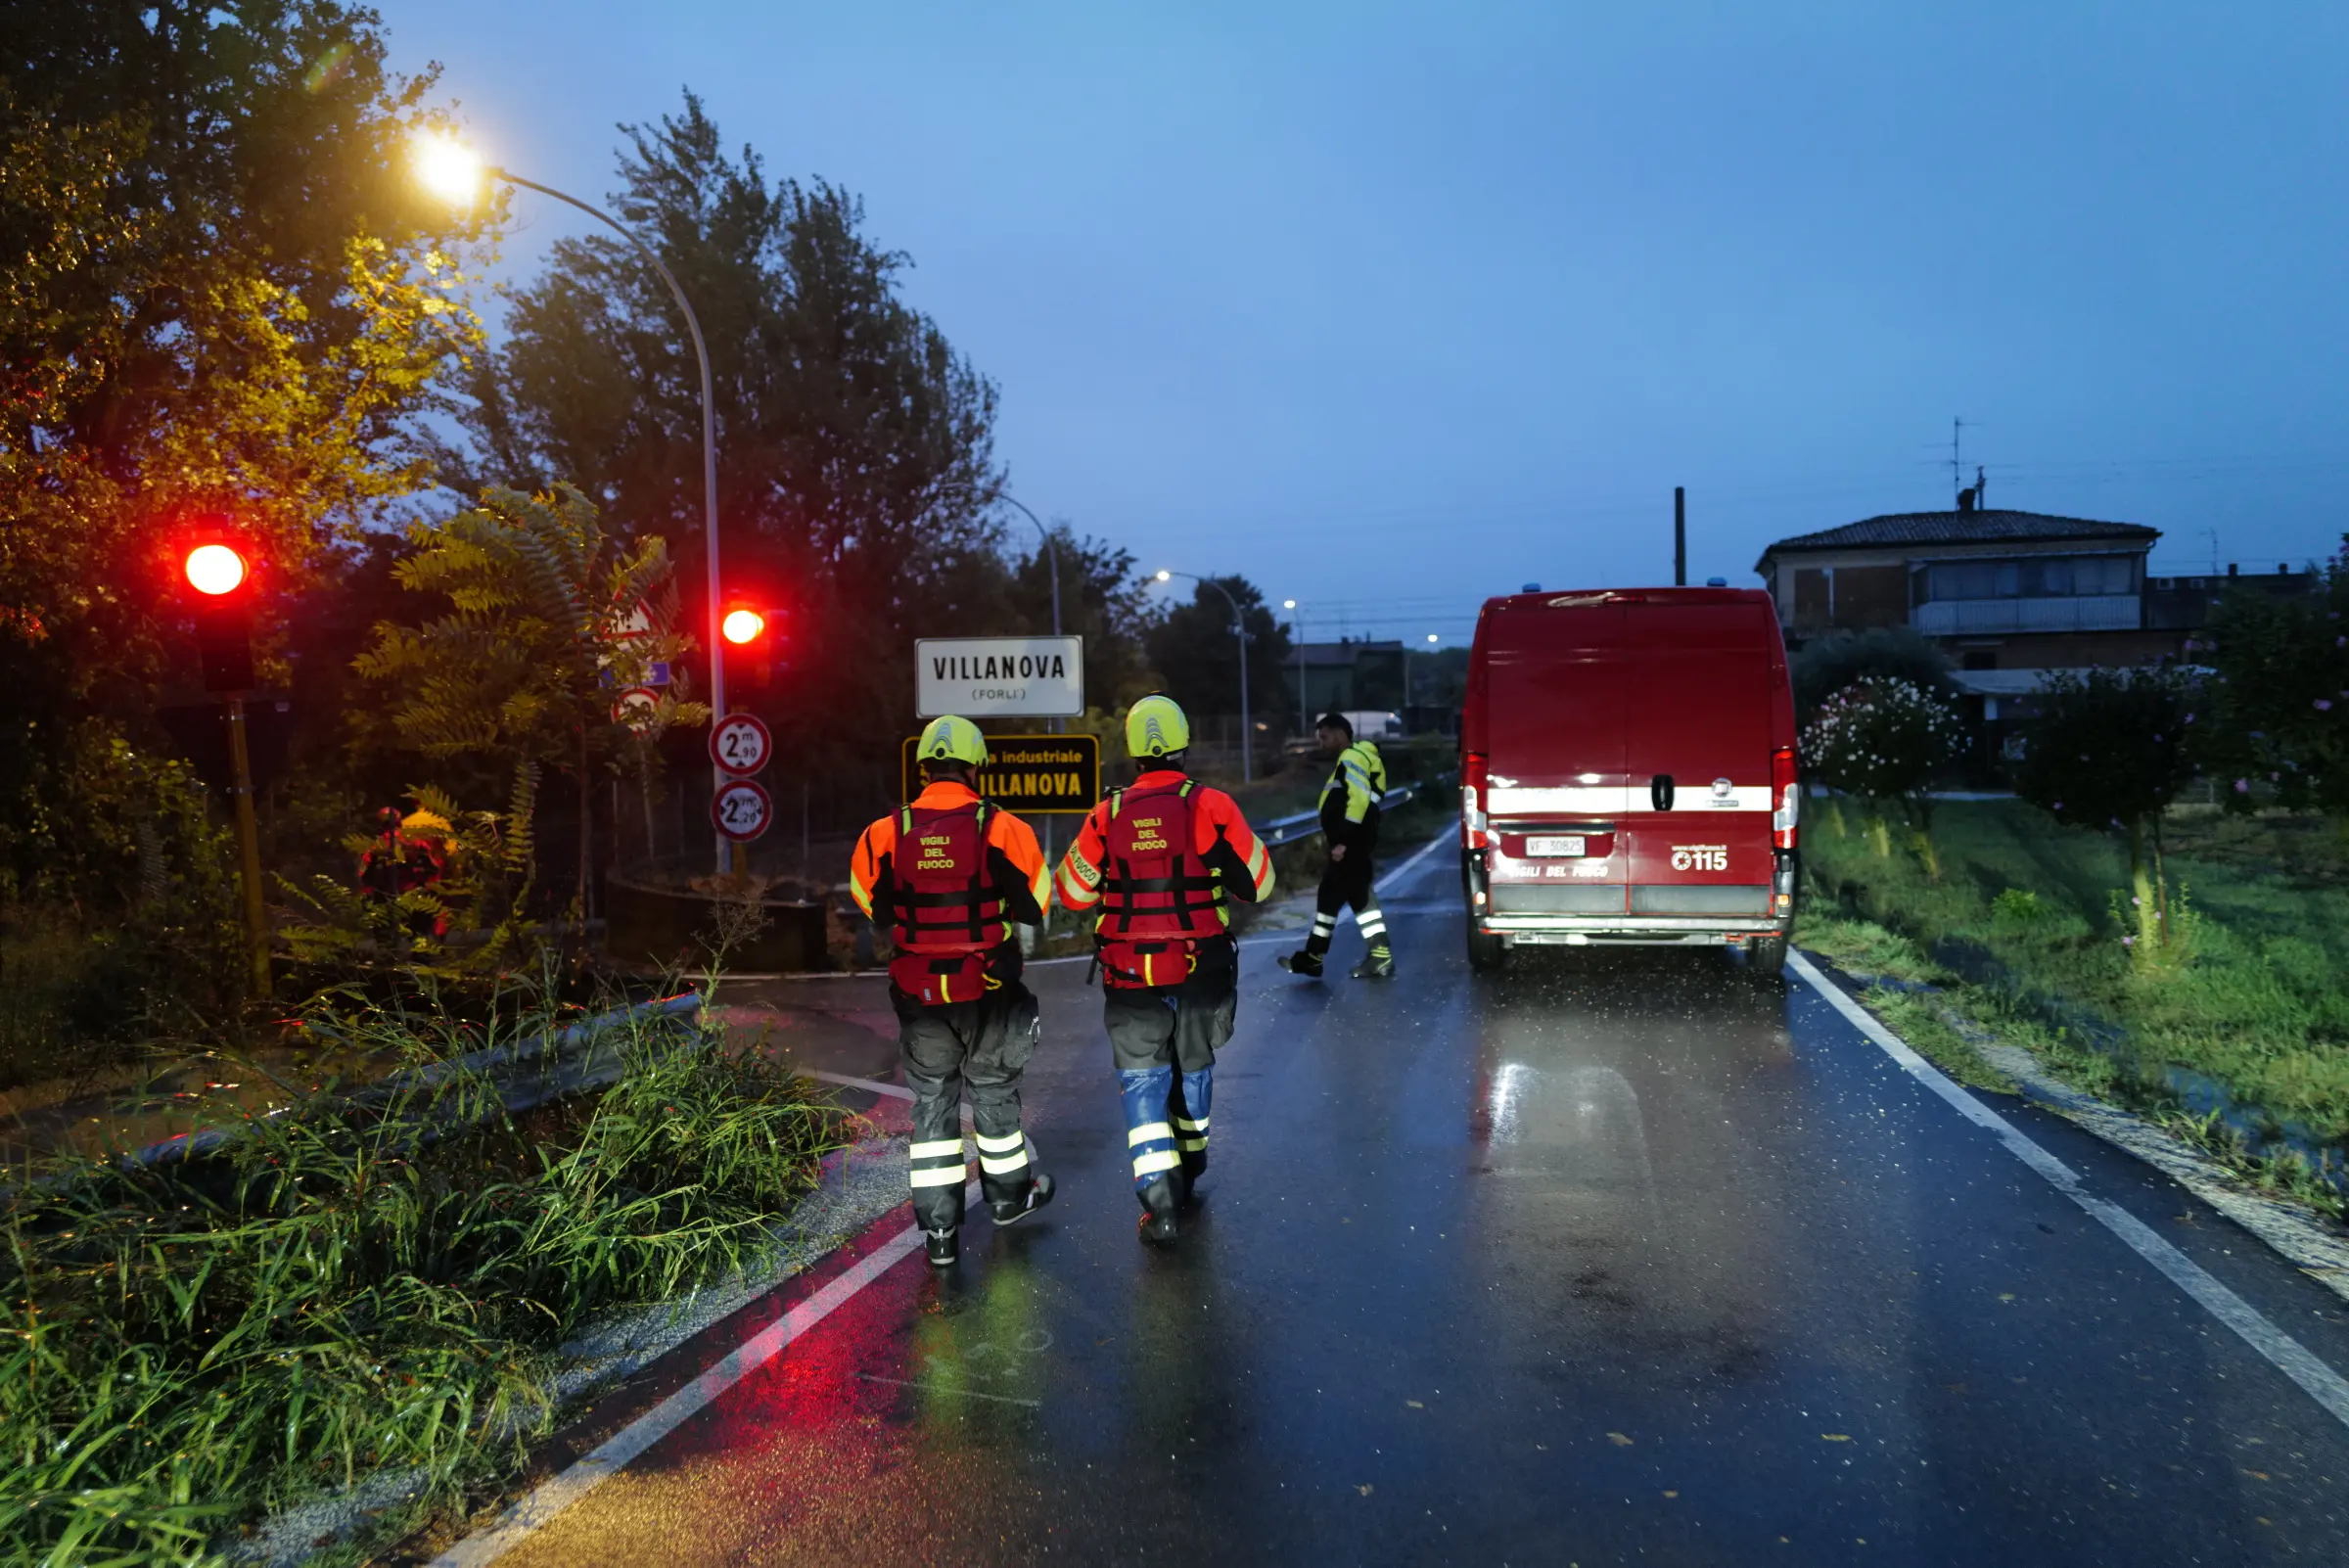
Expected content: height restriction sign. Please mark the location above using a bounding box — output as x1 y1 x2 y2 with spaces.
711 779 773 842
710 713 772 776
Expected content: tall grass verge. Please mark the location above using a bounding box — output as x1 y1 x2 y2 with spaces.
0 981 841 1564
1802 796 2349 1191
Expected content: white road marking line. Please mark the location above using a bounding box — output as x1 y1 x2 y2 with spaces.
1790 949 2349 1434
1379 830 1454 894
431 1179 982 1566
853 1372 1041 1407
805 1069 913 1101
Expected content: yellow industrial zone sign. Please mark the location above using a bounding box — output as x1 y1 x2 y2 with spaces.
899 732 1101 814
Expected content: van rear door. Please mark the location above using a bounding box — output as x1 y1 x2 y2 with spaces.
1480 600 1630 915
1621 600 1776 917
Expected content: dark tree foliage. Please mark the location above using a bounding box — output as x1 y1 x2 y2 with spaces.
2192 539 2349 821
0 1 485 1029
1790 625 1960 725
447 93 1016 799
1142 576 1295 727
2012 664 2197 945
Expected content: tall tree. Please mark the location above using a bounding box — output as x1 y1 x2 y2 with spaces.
0 1 487 930
450 93 1006 804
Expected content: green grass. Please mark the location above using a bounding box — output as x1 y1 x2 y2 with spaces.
0 985 840 1564
1803 796 2349 1151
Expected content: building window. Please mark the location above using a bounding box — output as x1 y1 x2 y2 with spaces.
1922 555 2138 602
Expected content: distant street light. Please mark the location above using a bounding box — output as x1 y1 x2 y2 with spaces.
1284 599 1307 727
412 130 735 874
1156 569 1251 783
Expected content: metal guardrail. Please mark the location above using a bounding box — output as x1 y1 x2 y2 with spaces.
1257 782 1426 850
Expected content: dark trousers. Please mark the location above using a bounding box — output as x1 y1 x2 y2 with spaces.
1103 938 1237 1193
1305 848 1386 956
895 979 1040 1230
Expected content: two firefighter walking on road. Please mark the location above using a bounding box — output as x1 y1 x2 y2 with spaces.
1281 712 1396 980
851 696 1274 1256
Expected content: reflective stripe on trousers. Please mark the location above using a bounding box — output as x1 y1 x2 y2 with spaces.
1119 1063 1212 1190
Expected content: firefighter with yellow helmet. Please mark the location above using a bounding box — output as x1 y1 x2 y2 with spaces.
850 715 1056 1267
1056 695 1275 1243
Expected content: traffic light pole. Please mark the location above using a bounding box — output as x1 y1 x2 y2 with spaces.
224 695 271 998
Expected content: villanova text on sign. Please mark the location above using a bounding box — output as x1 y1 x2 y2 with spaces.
932 651 1072 683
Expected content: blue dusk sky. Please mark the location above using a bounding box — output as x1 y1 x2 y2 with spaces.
381 1 2349 644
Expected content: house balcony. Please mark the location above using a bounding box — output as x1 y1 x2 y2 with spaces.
1911 594 2141 636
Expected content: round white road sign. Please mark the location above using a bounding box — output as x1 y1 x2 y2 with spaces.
711 779 773 842
710 713 772 776
612 686 661 734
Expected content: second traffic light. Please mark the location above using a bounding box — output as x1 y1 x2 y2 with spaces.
720 604 785 689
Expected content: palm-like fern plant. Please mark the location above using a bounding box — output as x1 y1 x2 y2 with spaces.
357 485 709 945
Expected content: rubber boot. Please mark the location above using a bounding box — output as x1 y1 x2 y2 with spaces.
990 1172 1056 1226
925 1226 958 1267
1278 948 1325 978
1136 1175 1181 1244
1352 942 1395 980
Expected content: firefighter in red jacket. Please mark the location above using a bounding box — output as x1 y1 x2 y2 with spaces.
851 715 1056 1267
1056 695 1275 1244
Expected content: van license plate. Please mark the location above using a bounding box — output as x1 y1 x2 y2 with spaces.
1524 835 1587 857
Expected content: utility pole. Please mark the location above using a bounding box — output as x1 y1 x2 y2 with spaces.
1674 486 1686 586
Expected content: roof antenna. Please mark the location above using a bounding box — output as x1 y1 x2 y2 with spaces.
1974 464 1986 509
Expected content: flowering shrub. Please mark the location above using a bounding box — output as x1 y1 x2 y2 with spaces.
1800 677 1967 809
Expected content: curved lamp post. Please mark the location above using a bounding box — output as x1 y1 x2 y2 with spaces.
415 132 735 874
1283 598 1306 728
1156 569 1251 783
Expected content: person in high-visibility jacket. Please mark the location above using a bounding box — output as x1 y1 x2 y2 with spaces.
850 715 1056 1267
1056 695 1275 1244
1280 712 1394 979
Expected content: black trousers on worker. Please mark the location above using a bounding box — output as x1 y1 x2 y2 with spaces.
894 978 1040 1231
1305 848 1386 957
1104 937 1238 1194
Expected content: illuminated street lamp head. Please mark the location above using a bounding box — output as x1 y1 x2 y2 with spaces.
1283 599 1297 610
184 543 248 597
413 131 486 205
720 608 766 645
1427 633 1440 644
1154 570 1172 582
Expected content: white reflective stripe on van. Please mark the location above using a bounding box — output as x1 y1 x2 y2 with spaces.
1488 785 1774 813
1486 786 1627 814
1629 785 1773 812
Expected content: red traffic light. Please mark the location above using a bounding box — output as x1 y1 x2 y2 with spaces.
720 608 767 645
185 543 249 596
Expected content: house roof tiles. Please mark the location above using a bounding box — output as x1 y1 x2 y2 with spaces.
1760 509 2158 563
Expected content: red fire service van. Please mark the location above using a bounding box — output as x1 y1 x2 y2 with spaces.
1458 587 1799 974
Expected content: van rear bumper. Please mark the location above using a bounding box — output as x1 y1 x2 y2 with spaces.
1461 848 1796 946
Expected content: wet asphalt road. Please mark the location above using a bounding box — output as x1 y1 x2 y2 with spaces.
489 846 2349 1566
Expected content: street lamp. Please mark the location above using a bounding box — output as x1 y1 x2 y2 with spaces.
413 131 735 874
1283 599 1307 729
1156 569 1252 783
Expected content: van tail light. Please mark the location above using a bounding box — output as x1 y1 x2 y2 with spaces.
1772 745 1799 851
1461 751 1490 850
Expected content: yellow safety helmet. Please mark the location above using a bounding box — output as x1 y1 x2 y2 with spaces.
1125 694 1191 760
917 714 989 767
